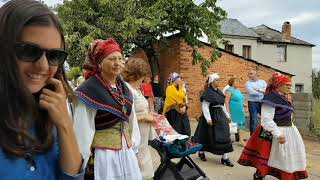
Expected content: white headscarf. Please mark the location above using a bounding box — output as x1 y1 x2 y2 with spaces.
208 73 220 85
167 72 182 85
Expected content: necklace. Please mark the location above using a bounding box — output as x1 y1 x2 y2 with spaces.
96 73 127 114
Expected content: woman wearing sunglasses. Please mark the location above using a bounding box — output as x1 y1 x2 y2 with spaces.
0 0 83 180
73 39 142 180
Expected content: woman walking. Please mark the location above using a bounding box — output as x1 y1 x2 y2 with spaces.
73 39 142 180
238 72 308 180
194 73 234 166
123 58 158 180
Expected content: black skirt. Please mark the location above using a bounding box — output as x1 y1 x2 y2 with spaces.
194 107 233 155
166 108 191 136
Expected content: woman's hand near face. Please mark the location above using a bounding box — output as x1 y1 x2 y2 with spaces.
39 78 71 128
40 78 82 175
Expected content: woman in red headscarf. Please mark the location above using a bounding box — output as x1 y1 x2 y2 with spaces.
73 39 142 180
238 72 308 180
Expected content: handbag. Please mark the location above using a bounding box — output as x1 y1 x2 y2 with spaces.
259 128 273 141
229 122 238 134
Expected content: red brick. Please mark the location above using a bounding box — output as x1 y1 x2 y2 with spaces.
132 37 293 119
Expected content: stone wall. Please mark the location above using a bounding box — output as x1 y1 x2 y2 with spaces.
292 93 313 135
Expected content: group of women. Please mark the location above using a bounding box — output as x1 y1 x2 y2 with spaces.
194 71 308 180
0 0 308 180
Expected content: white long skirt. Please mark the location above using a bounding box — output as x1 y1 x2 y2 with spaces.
136 122 158 179
94 135 142 180
268 125 307 173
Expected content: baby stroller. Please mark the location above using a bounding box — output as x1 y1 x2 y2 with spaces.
150 113 209 180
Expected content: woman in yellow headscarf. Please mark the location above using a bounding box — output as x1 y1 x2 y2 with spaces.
163 72 191 136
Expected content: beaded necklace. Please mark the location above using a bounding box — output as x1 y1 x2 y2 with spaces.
96 73 127 114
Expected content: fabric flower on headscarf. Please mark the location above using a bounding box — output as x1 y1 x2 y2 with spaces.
167 72 182 85
84 38 122 78
265 72 291 94
208 73 220 85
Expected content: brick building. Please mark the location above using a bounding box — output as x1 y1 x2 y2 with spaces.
133 35 293 119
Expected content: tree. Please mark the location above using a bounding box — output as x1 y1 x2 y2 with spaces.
56 0 227 76
312 69 320 99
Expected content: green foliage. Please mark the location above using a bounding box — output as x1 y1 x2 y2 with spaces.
311 69 320 137
311 100 320 137
67 66 82 81
56 0 227 76
312 69 320 99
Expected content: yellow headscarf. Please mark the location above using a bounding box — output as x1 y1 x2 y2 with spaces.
163 84 187 114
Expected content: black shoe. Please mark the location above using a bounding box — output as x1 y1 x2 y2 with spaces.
253 173 263 180
221 158 234 167
235 132 240 142
198 152 207 161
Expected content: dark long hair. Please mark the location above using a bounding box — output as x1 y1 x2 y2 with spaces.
0 0 72 157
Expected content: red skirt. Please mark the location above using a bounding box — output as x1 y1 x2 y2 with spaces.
238 126 308 180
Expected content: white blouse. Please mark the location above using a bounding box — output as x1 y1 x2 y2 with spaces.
261 104 282 138
72 95 141 166
202 100 230 122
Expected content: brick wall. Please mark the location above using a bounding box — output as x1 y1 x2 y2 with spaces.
132 37 293 119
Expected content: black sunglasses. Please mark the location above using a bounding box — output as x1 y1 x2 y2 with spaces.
15 42 68 66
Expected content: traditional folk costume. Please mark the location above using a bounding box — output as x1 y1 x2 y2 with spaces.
126 83 157 180
238 72 308 180
194 73 233 163
163 72 191 136
73 39 141 180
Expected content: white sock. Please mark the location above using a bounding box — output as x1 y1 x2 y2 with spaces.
222 153 229 160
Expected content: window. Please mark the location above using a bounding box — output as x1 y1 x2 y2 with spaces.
277 45 287 62
295 83 304 93
225 44 234 53
242 45 251 59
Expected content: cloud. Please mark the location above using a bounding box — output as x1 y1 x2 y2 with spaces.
213 0 320 68
288 12 320 26
43 0 62 6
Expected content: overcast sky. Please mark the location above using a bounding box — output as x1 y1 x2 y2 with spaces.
1 0 319 69
203 0 320 69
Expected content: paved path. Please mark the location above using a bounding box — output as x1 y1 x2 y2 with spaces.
151 121 320 180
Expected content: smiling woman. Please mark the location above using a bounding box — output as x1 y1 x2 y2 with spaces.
73 39 142 180
0 0 83 179
16 25 65 93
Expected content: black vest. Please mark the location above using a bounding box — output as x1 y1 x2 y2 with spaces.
75 74 133 130
201 86 225 106
261 90 294 126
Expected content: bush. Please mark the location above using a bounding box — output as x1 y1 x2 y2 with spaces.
312 69 320 99
67 67 82 81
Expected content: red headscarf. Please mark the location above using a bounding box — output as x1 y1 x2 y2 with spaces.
265 72 291 94
84 38 122 79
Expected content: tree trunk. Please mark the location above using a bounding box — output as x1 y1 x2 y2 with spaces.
141 43 160 77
